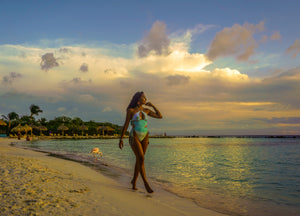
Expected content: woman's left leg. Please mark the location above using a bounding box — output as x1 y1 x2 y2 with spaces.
131 132 149 189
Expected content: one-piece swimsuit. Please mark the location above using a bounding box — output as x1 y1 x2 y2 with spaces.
129 111 148 146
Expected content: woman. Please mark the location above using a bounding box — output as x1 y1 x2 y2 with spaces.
119 91 162 193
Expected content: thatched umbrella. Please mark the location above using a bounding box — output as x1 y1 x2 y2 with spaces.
0 119 7 126
97 126 105 136
22 124 32 136
11 124 24 132
38 125 48 136
105 126 115 136
79 124 88 136
105 126 115 131
30 124 38 130
0 119 7 136
58 123 69 136
97 125 115 136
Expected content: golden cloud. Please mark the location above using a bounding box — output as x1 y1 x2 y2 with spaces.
286 39 300 58
206 21 265 61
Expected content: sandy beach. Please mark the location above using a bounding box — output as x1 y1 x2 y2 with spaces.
0 137 227 216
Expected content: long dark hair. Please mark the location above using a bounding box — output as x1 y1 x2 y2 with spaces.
127 91 144 110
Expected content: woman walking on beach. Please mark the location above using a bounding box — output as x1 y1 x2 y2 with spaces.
119 91 162 193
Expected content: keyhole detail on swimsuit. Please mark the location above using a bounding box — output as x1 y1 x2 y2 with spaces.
140 111 145 120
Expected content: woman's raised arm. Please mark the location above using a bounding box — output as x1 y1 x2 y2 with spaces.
144 102 163 119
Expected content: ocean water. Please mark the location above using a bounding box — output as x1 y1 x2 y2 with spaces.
18 137 300 216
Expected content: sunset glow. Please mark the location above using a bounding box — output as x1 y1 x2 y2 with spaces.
1 0 299 135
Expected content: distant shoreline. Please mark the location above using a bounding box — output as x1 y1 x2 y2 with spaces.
172 135 300 138
1 134 299 140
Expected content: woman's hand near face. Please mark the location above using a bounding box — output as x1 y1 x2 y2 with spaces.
144 102 163 119
145 102 154 107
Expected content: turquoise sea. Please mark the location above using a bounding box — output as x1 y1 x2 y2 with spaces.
18 137 300 216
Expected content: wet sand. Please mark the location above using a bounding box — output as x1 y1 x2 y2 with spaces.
0 138 227 216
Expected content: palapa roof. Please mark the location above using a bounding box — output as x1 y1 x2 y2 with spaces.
57 124 69 130
97 125 115 131
11 124 24 132
38 125 48 131
22 124 32 131
105 126 115 131
0 119 7 126
30 124 39 130
79 124 88 130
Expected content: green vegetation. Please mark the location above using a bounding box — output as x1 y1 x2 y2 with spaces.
1 104 122 136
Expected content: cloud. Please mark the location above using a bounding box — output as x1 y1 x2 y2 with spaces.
19 51 27 58
286 39 300 58
1 20 299 135
79 63 88 73
206 21 265 62
211 68 249 81
77 94 97 103
260 35 268 43
257 117 300 124
165 74 190 86
57 107 66 112
132 51 211 75
71 77 83 84
137 21 170 58
64 77 92 85
170 24 214 47
102 106 112 112
188 24 214 36
59 48 71 53
270 31 281 40
231 67 300 108
40 53 59 71
104 68 117 74
2 72 22 84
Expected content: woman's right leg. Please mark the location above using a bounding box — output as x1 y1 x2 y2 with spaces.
131 132 153 193
130 136 139 190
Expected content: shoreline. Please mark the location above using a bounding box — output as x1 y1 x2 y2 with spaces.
0 137 227 216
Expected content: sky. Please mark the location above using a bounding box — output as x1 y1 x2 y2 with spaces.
1 0 300 135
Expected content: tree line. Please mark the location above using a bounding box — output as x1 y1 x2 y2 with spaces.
1 104 121 136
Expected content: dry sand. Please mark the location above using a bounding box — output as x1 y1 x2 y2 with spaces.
0 138 227 216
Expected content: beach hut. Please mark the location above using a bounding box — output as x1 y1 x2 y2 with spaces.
0 119 7 126
0 119 7 136
37 125 48 136
57 123 69 136
11 124 24 132
22 124 32 136
30 124 38 130
79 124 88 136
105 126 115 135
11 124 25 138
97 126 104 136
97 125 115 136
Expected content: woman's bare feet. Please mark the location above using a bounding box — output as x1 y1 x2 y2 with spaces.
131 179 138 190
144 183 154 193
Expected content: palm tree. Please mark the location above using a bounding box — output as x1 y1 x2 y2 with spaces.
20 115 33 125
72 117 83 126
1 112 19 132
39 118 48 126
30 104 43 119
55 116 71 124
70 117 83 135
